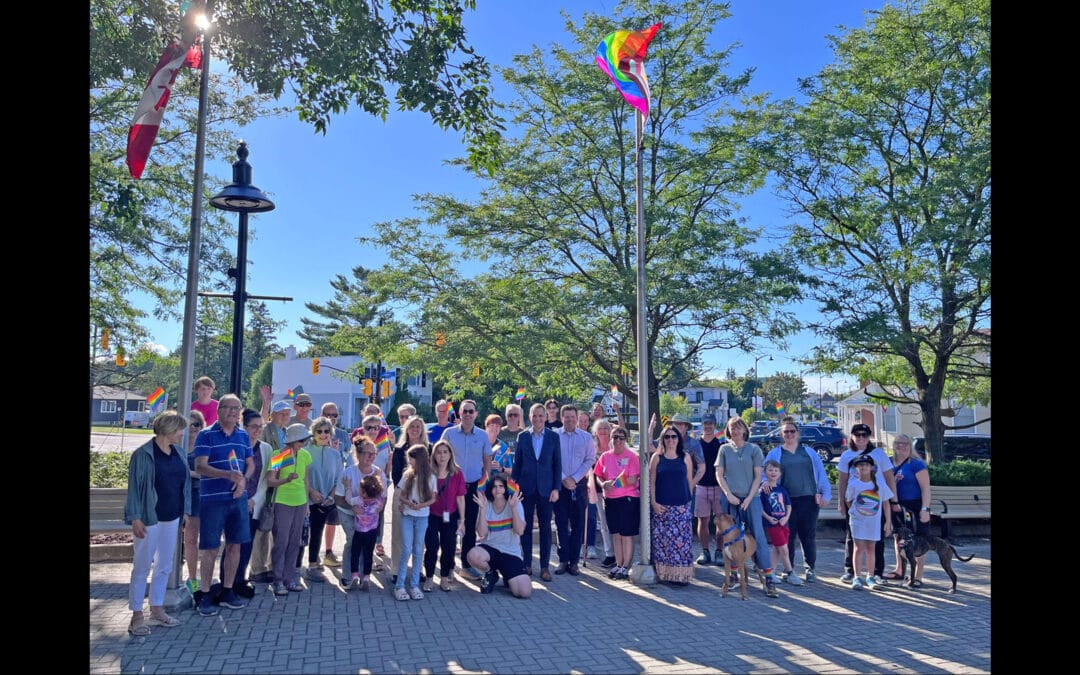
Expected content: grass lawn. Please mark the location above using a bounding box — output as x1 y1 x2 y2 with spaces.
91 426 153 435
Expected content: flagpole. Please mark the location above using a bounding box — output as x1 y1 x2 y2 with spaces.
168 4 212 611
630 108 655 586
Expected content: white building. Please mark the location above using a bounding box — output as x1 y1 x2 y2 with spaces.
666 385 730 422
271 346 433 430
836 382 991 451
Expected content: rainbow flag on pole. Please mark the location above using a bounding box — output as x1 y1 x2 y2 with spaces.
146 387 166 413
270 449 293 471
515 387 525 402
613 471 628 488
374 428 392 456
594 22 662 117
446 401 455 421
506 478 520 497
775 401 786 415
476 471 488 494
227 449 240 472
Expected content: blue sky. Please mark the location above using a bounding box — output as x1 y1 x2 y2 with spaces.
135 0 884 398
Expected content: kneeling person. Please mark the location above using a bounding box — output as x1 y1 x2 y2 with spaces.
466 474 531 598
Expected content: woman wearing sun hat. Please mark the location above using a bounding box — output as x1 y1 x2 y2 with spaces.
267 424 314 595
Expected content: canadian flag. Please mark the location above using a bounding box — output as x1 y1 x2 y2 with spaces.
125 39 202 179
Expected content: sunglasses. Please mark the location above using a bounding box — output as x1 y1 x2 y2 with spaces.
782 430 798 435
853 431 869 437
247 423 265 431
316 429 332 434
461 409 477 414
326 414 339 418
612 435 627 440
663 434 679 440
295 402 312 407
190 422 203 428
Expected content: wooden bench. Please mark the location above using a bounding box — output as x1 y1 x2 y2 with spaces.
90 487 128 533
932 485 991 538
818 491 845 521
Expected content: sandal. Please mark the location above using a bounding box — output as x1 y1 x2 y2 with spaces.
128 622 151 637
909 579 924 588
146 613 181 628
376 544 386 557
882 571 905 581
394 587 410 601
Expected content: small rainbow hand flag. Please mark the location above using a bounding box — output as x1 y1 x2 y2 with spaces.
613 471 628 488
446 401 455 419
476 472 488 493
146 387 165 410
506 478 520 496
375 429 392 456
515 387 525 402
270 449 292 471
775 402 786 415
227 449 239 471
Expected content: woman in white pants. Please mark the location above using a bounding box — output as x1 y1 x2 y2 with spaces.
124 410 192 636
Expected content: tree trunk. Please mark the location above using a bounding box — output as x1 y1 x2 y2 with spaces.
918 385 946 465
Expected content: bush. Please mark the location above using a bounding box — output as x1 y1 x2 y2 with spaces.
90 451 133 488
824 462 839 485
926 458 990 486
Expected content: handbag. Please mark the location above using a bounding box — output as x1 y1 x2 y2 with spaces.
258 487 275 532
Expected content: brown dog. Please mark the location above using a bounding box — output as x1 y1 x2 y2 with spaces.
715 512 766 600
894 524 974 594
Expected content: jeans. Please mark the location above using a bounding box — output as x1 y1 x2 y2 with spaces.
336 507 356 578
424 512 459 577
787 495 820 570
129 517 179 611
396 514 428 589
719 491 772 572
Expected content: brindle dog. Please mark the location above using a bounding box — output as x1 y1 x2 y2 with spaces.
715 512 766 600
894 524 975 593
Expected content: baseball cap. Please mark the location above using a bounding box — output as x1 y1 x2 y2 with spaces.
850 423 872 436
271 400 293 414
701 414 717 424
294 393 312 405
851 454 875 467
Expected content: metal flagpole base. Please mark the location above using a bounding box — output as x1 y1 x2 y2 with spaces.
629 562 656 585
162 586 194 612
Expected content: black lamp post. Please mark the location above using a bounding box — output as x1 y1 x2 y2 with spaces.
211 141 275 395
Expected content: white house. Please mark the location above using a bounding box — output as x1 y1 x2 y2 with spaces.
272 346 433 430
666 385 730 422
836 383 991 451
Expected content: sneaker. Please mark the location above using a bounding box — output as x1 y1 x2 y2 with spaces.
871 574 887 586
804 568 817 583
840 572 855 583
765 579 779 598
234 582 256 599
197 594 219 616
600 556 617 569
866 575 880 590
185 578 198 596
395 587 410 601
218 589 247 610
440 576 452 592
273 582 289 596
695 549 713 566
851 576 865 590
608 566 622 579
460 567 482 581
409 587 424 600
785 571 804 586
422 579 435 593
616 568 630 580
306 567 325 582
287 580 305 592
727 572 739 587
480 569 498 594
324 551 341 566
360 577 371 592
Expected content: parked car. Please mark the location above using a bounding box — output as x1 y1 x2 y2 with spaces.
750 425 848 462
914 434 990 462
749 420 778 436
820 418 838 427
123 410 151 428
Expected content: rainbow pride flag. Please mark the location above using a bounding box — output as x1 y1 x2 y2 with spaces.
613 471 628 488
515 387 525 402
270 449 292 471
476 471 488 493
506 478 520 496
610 384 618 397
595 22 662 117
146 387 165 412
227 449 240 471
775 402 786 415
375 428 392 456
446 401 455 420
487 516 513 532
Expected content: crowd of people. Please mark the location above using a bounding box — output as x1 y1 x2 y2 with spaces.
122 376 928 635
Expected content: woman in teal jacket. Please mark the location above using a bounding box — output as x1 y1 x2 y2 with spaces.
124 410 192 636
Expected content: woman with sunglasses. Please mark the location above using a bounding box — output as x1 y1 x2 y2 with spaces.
301 416 346 583
762 416 832 584
836 423 898 586
648 423 696 585
182 410 206 596
594 425 640 579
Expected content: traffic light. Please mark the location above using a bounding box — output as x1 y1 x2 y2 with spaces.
381 380 391 399
101 328 109 351
115 351 126 367
435 332 446 348
311 358 321 375
363 379 373 396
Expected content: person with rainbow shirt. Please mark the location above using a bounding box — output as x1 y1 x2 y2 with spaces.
467 473 531 598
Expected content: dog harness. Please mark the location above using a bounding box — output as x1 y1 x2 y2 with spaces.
720 523 749 554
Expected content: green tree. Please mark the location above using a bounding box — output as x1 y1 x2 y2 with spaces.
763 372 808 414
351 0 803 422
758 0 990 463
299 266 393 355
659 393 692 418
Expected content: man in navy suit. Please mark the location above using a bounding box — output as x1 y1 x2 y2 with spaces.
512 403 561 582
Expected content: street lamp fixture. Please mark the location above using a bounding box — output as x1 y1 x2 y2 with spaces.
211 141 275 395
753 354 772 409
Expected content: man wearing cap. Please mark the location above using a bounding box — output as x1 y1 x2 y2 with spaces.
837 423 898 586
441 399 493 579
668 413 707 484
193 393 253 616
289 393 315 429
262 400 293 451
693 414 726 566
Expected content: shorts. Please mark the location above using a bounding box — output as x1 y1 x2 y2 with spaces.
199 497 252 548
188 489 201 518
478 544 527 581
603 496 641 536
324 506 340 526
693 485 724 517
764 524 790 547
